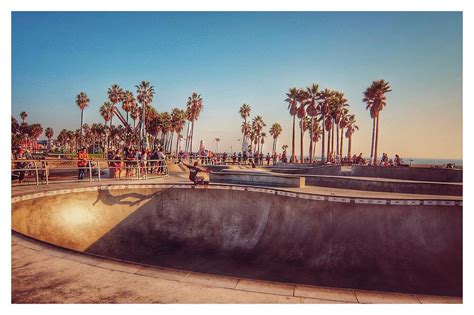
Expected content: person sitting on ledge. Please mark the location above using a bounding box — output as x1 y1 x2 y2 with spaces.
395 154 401 167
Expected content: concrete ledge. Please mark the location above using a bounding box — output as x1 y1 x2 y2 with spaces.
272 165 341 176
210 172 305 188
304 175 462 196
351 165 462 183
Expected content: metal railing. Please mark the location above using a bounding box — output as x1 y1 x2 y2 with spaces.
11 158 169 186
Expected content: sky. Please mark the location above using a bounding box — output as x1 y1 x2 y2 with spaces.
11 12 462 159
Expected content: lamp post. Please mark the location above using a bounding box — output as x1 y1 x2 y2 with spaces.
215 138 220 153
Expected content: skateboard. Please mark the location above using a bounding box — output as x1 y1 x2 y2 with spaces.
192 178 210 187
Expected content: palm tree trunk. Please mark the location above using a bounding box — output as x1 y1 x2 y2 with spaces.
321 117 325 162
141 103 147 150
110 110 113 129
175 133 180 157
257 135 260 155
340 127 344 159
309 118 313 163
190 120 195 154
313 139 317 161
370 118 375 164
300 118 304 163
291 115 296 163
374 114 380 165
80 109 84 135
170 133 174 152
348 134 352 159
242 118 247 152
331 122 335 156
336 123 340 158
326 128 331 162
185 121 190 153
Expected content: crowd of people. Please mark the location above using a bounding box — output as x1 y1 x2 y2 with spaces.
11 143 410 185
102 147 168 179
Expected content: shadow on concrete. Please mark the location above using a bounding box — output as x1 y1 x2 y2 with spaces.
82 188 462 297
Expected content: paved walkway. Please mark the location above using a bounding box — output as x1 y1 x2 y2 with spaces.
11 177 462 303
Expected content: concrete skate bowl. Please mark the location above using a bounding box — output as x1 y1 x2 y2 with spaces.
12 185 462 296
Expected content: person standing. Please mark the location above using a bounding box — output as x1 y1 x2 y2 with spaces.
157 148 166 174
14 148 27 183
113 149 122 179
77 148 89 180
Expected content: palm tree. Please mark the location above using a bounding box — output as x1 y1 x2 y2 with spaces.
241 121 251 148
29 124 43 153
121 90 136 125
75 92 90 147
135 81 155 149
20 111 28 124
57 129 68 152
296 89 309 163
333 92 349 158
318 88 334 162
66 130 76 152
284 88 299 163
171 108 187 156
130 104 140 129
239 103 251 151
260 133 266 154
100 101 113 152
45 127 54 151
184 107 193 153
305 84 320 163
345 115 359 159
251 116 266 154
269 123 282 155
107 84 123 127
146 109 161 148
363 79 392 165
338 108 350 158
248 130 256 154
186 92 203 154
82 123 92 149
311 121 323 159
300 116 312 162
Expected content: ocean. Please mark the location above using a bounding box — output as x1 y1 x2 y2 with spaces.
404 158 462 166
297 156 462 166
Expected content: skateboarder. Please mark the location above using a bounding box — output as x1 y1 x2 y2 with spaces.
182 161 212 185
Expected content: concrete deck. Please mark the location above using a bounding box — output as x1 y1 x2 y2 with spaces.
11 174 462 201
12 233 461 304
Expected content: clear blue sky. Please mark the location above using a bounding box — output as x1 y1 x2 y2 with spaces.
12 12 462 158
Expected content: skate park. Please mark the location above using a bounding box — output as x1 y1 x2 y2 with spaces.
11 161 462 304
